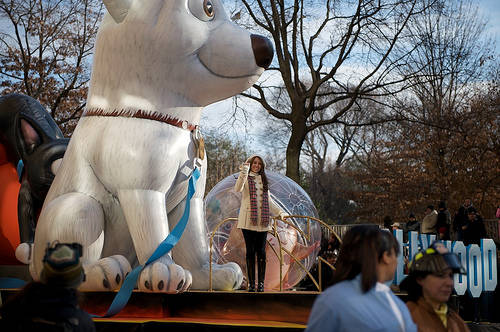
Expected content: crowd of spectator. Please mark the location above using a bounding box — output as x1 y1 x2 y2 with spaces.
304 198 499 330
388 199 489 245
309 198 494 292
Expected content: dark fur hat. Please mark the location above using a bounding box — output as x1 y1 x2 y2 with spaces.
40 242 84 288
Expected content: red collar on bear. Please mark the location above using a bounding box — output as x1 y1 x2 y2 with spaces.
83 108 198 131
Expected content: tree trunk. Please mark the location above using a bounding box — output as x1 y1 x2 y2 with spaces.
285 120 307 183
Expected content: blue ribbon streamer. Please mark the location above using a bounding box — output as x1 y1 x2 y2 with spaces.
16 159 24 182
98 166 200 317
0 167 200 318
0 277 27 289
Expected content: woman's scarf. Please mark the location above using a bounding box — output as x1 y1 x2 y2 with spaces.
247 175 270 227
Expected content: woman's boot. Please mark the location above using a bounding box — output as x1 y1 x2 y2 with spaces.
246 257 255 292
257 258 266 292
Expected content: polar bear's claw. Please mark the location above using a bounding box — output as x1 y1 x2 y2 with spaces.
80 255 131 291
138 256 192 293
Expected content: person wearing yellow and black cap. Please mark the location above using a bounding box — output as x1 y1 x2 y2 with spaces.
400 242 469 332
0 242 95 331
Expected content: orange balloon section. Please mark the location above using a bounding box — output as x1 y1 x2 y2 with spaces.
0 143 22 265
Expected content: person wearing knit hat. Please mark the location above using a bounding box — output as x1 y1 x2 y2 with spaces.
40 242 85 288
403 213 421 242
235 155 287 292
401 242 469 332
462 207 486 246
0 242 95 331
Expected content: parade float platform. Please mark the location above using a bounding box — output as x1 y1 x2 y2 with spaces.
0 288 317 331
2 267 498 331
2 287 499 331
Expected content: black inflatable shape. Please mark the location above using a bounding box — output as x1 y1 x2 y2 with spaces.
0 93 69 243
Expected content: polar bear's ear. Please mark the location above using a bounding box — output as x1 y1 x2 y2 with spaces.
103 0 131 23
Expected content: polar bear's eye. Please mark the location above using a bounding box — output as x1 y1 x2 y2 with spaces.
188 0 215 22
204 0 214 17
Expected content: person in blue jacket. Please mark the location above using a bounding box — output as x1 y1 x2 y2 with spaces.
305 225 417 332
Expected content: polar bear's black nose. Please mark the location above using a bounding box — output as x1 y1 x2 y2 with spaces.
251 34 274 69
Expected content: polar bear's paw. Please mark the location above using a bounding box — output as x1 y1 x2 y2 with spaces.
80 255 131 291
15 242 33 264
138 256 192 293
207 262 243 290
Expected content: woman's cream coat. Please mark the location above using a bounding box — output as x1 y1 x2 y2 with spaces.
234 157 285 232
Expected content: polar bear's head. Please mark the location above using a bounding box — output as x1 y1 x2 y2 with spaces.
87 0 273 116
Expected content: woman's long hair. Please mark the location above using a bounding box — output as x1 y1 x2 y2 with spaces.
248 156 268 191
332 225 399 293
402 272 428 302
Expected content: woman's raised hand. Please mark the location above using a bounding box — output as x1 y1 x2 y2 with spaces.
240 162 250 173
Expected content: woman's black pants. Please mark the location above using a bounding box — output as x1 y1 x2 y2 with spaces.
242 229 267 288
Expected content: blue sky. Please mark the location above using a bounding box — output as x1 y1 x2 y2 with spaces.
202 0 500 150
479 0 500 53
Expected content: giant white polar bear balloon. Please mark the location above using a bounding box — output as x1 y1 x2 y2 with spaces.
29 0 273 292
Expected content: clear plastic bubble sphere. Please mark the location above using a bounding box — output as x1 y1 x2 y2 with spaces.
205 171 321 290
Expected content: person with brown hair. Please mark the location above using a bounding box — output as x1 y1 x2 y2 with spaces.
400 242 469 332
305 225 416 331
235 155 286 292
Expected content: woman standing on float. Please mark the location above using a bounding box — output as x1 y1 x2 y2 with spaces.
235 155 286 292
